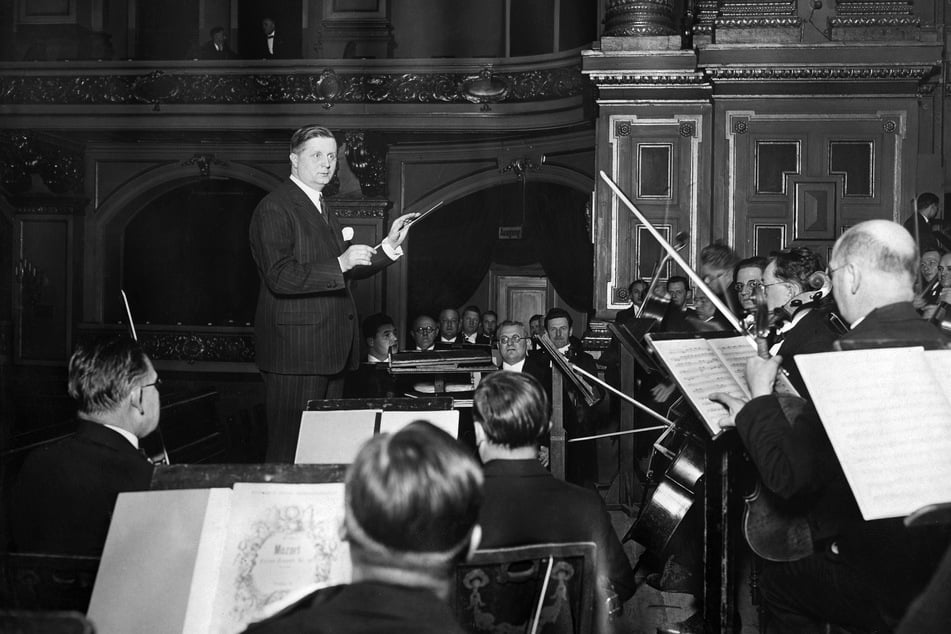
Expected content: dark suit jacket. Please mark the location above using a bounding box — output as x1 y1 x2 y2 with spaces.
479 459 636 601
776 307 841 396
903 213 940 253
197 40 236 60
11 419 154 555
250 33 288 59
243 581 464 633
735 302 950 616
249 179 393 375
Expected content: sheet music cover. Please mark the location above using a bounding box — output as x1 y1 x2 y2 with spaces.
208 483 351 633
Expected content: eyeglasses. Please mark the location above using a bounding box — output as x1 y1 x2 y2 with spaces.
414 326 436 334
732 280 762 293
499 335 525 345
760 281 787 290
938 266 951 273
141 378 162 391
827 262 848 277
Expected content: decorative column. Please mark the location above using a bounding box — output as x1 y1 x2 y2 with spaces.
601 0 680 50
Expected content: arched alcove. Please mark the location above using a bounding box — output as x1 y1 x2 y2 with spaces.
119 178 265 326
407 181 592 324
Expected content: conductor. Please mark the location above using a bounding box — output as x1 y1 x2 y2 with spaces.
249 125 417 461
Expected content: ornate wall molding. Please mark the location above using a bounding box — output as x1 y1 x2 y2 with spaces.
705 66 937 82
0 130 84 194
77 325 256 363
0 66 583 107
603 0 677 37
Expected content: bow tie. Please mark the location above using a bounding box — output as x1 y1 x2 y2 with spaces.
267 34 275 39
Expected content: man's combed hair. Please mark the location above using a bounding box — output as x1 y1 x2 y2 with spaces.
834 223 917 281
917 192 939 211
289 125 336 154
771 247 824 287
67 337 151 415
496 319 528 337
700 241 739 269
346 421 483 555
734 256 768 277
362 312 394 340
543 307 572 329
473 372 550 449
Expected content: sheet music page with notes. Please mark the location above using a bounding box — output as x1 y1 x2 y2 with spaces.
797 347 951 521
648 335 750 436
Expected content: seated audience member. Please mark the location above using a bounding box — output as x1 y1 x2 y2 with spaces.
473 372 636 625
733 256 768 318
760 247 841 395
245 421 483 633
344 313 399 398
251 17 288 59
459 305 482 344
11 337 159 555
409 314 438 351
713 220 951 634
437 308 462 346
478 310 497 344
700 241 741 316
913 248 942 313
194 26 235 59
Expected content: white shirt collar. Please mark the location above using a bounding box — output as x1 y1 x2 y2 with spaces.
368 353 388 363
102 423 139 449
290 174 323 212
440 336 456 343
502 359 526 372
557 344 570 356
463 332 477 343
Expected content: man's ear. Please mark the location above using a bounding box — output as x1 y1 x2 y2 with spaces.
465 525 482 561
338 517 349 543
288 152 298 171
473 421 486 447
847 262 861 295
365 337 375 350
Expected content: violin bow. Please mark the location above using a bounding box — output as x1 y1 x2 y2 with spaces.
600 171 748 338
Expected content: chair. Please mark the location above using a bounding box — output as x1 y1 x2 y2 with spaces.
451 542 596 634
0 610 95 634
0 553 100 612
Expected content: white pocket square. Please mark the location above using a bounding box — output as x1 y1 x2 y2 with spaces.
341 227 354 241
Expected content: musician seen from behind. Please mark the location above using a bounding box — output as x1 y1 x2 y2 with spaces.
244 422 483 634
473 371 636 630
920 250 951 320
11 336 158 555
759 247 843 396
711 220 951 634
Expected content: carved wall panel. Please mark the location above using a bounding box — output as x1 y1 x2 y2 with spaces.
725 109 909 258
604 113 704 308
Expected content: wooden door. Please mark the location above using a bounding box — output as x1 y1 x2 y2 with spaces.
494 275 550 326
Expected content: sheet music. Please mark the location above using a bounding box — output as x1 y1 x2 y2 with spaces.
649 337 750 436
797 348 951 520
925 349 951 405
209 483 350 634
708 336 800 397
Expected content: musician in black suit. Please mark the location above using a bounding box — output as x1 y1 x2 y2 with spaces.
244 422 483 634
759 247 842 396
903 191 941 254
344 313 399 398
477 310 497 344
10 337 158 555
249 125 416 461
436 307 464 345
713 220 951 633
474 371 636 628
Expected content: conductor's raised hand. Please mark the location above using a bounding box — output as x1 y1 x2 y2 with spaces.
338 244 377 272
383 213 421 250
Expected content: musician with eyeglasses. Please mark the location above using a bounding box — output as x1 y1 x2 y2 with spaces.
756 247 844 396
409 314 438 352
10 336 159 555
733 256 768 317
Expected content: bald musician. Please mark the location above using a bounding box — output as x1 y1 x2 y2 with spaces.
712 220 951 633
